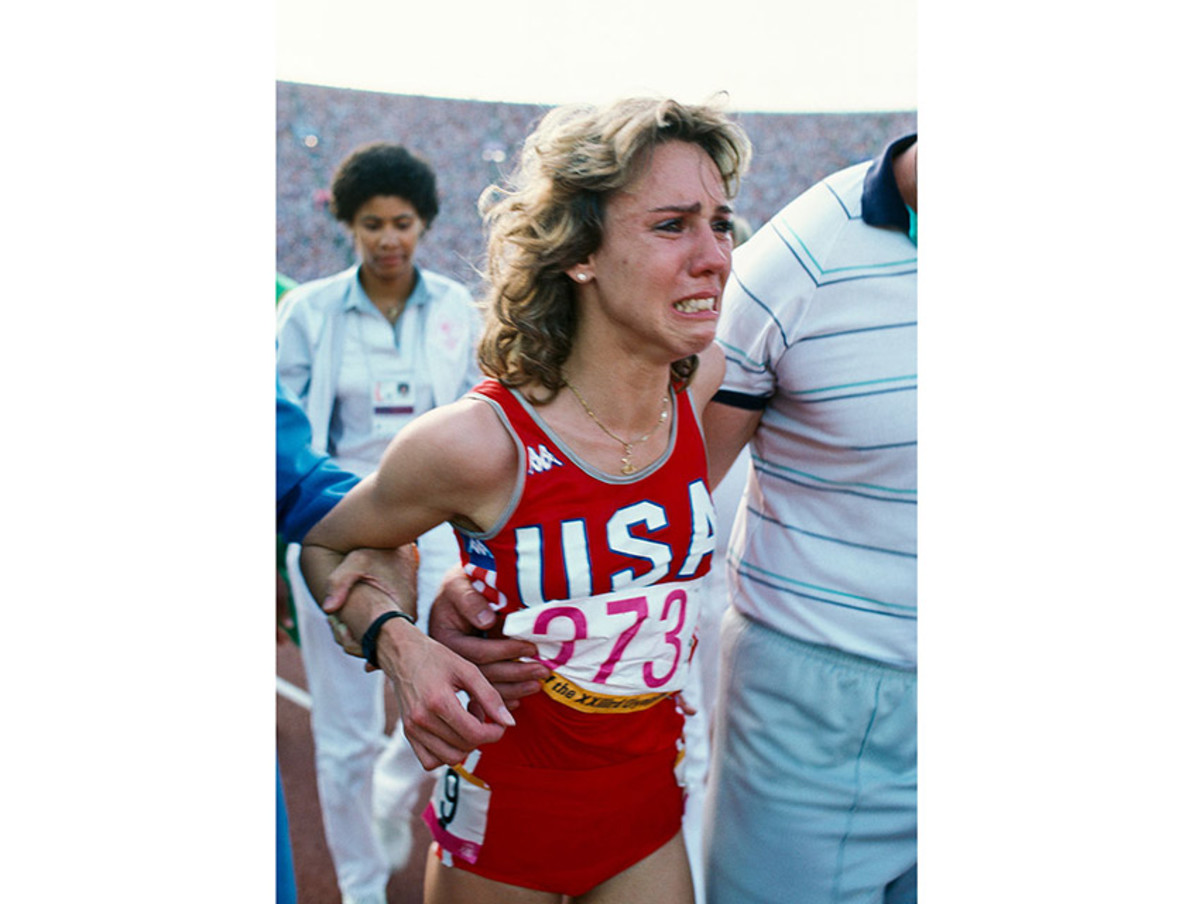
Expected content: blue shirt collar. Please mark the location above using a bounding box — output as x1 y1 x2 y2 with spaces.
345 265 429 312
862 134 917 232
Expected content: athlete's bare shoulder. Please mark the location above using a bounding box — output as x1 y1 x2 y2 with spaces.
375 394 520 532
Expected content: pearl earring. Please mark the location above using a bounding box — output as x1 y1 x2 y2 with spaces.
575 272 590 283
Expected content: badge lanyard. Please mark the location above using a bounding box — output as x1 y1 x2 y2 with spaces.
357 308 419 438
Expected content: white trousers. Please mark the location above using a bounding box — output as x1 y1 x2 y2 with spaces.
680 449 748 904
681 566 730 904
287 522 459 904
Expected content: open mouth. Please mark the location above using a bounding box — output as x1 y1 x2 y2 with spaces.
673 297 716 313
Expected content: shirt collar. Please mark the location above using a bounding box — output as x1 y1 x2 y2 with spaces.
344 265 429 312
862 134 917 231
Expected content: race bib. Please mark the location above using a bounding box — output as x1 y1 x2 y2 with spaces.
423 751 490 865
502 580 699 711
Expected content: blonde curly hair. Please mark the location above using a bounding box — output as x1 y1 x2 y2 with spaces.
477 96 752 400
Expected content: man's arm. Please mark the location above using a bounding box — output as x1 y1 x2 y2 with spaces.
276 378 358 544
427 570 549 709
703 396 763 488
690 342 762 487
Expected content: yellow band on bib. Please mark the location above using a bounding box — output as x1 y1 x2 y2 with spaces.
539 671 670 714
450 762 490 790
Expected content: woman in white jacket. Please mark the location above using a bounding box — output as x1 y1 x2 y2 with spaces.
277 142 479 904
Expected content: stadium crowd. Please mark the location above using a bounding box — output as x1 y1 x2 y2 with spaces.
276 81 916 294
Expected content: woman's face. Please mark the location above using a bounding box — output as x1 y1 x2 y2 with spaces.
350 195 425 285
577 140 735 362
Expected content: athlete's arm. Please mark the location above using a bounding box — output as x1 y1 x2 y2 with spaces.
302 397 515 606
416 392 548 707
302 398 521 767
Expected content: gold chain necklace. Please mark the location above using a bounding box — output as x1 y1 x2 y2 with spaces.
564 380 670 475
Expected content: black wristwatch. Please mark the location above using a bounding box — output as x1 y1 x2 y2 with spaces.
359 610 416 668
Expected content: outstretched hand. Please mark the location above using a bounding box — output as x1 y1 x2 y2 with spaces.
428 568 549 711
317 545 517 768
376 621 516 769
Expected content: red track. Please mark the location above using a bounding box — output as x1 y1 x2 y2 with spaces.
276 641 434 904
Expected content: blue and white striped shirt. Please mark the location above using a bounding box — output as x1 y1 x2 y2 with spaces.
715 136 917 668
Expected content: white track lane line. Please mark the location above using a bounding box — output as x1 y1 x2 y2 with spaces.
276 676 312 710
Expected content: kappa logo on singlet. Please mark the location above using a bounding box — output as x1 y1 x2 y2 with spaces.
466 538 493 561
526 444 564 475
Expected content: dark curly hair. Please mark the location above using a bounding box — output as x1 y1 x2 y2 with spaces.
329 143 440 226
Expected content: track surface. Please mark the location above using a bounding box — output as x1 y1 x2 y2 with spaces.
276 641 435 904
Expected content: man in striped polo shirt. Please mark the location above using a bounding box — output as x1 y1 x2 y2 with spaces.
702 135 918 904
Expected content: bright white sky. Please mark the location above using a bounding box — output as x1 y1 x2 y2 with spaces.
277 0 916 113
